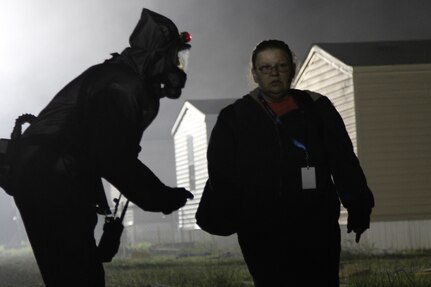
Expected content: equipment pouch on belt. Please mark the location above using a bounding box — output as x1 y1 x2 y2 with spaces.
97 195 130 262
0 138 12 194
0 114 37 195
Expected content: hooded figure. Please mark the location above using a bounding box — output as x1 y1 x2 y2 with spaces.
9 9 192 287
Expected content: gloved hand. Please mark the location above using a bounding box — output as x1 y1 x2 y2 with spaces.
161 187 194 215
347 207 372 243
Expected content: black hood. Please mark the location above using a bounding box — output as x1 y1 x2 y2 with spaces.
118 8 182 77
129 8 180 53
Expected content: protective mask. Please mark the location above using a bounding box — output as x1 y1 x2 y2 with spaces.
177 49 190 72
159 66 187 99
155 32 191 99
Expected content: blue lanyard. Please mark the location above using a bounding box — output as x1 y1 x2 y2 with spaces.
291 138 306 151
292 138 310 167
258 94 282 125
257 93 310 165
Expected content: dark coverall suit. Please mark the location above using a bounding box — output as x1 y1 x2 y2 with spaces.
9 9 191 287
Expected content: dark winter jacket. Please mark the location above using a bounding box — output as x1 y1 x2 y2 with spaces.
196 88 374 236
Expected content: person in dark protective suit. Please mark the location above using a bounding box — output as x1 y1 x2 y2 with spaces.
196 40 374 286
9 8 193 287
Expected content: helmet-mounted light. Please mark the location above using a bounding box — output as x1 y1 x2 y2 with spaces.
181 32 192 44
179 31 192 51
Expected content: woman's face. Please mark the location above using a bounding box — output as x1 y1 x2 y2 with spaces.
251 48 292 102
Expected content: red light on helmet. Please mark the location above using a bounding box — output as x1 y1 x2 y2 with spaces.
181 32 192 43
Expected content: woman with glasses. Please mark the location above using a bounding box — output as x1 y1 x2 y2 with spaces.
196 39 374 287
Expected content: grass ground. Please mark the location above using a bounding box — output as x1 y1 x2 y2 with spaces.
1 244 431 286
340 249 431 287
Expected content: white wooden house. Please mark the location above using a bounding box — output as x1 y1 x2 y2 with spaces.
171 99 236 230
293 40 431 250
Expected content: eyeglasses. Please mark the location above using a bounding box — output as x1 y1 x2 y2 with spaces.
256 63 290 74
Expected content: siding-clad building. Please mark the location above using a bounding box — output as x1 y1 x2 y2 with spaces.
171 99 235 230
293 40 431 250
171 40 431 250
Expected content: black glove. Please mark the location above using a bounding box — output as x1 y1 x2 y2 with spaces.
161 187 194 215
347 206 372 243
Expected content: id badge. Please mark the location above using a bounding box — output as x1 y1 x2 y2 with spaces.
301 167 316 189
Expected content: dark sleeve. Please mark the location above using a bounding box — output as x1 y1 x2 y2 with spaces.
86 84 169 212
196 107 241 235
315 96 374 211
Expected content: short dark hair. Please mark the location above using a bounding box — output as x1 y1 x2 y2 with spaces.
252 39 296 84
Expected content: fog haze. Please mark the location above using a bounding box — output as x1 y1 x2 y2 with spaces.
1 0 430 140
1 0 431 244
